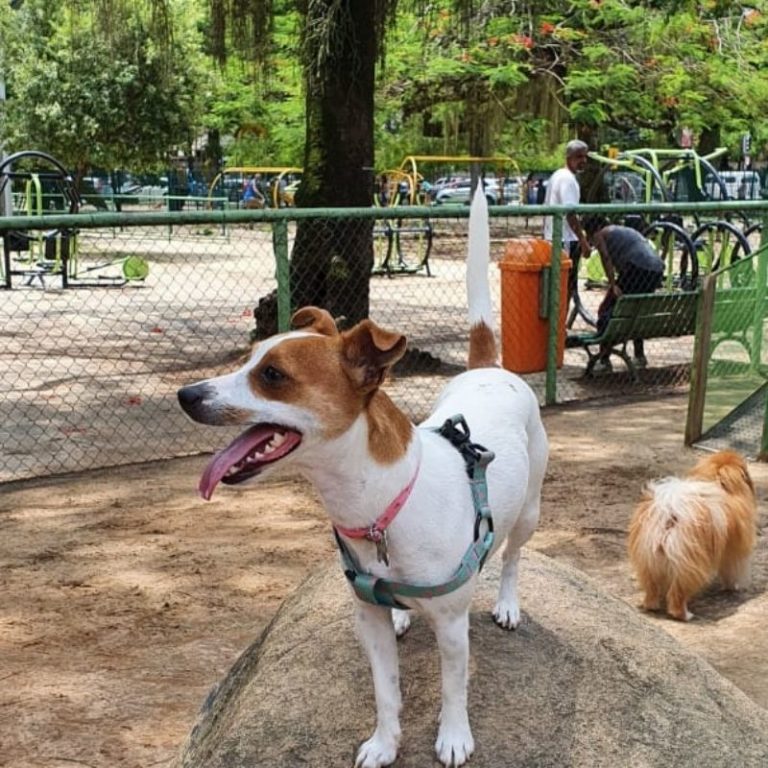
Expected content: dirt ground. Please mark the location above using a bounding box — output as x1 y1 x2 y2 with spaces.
1 394 766 768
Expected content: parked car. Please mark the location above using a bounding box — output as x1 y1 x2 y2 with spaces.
134 174 169 203
428 175 471 201
704 170 762 201
117 175 142 195
434 177 522 205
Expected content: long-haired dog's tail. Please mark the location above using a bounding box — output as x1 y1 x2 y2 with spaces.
628 478 729 601
466 186 497 369
689 449 756 497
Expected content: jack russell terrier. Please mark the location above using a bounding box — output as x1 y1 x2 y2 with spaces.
178 188 548 767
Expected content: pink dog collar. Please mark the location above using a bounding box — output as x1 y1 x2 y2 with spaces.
334 460 420 553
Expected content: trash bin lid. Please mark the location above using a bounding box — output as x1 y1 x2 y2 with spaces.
499 238 570 271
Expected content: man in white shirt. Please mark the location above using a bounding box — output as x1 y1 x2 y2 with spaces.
543 140 591 325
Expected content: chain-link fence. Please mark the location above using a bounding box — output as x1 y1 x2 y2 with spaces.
688 241 768 458
2 201 767 482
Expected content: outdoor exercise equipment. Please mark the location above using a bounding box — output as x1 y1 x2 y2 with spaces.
1 150 78 289
643 219 699 290
372 168 433 276
586 147 756 290
0 150 150 288
587 147 735 212
586 149 670 210
371 155 521 278
628 147 727 198
207 166 303 209
691 220 753 287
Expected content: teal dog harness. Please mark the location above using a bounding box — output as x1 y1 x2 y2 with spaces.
335 415 495 609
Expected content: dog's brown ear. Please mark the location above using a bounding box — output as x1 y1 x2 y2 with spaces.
341 319 407 393
291 306 339 336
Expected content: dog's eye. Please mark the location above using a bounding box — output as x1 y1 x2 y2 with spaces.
261 365 286 384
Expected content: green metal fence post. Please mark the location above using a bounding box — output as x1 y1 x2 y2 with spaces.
751 212 768 371
685 275 716 446
758 211 768 459
545 216 564 405
273 220 291 332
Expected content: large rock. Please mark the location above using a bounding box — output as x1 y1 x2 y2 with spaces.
176 551 768 767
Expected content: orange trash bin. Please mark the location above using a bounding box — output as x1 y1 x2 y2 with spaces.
498 238 571 374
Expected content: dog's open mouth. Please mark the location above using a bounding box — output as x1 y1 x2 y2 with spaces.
199 424 302 500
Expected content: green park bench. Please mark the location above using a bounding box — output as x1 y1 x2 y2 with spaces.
566 291 700 381
567 285 764 381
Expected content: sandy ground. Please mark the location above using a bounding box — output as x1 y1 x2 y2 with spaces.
1 394 766 768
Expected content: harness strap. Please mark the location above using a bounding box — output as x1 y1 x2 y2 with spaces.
337 414 495 609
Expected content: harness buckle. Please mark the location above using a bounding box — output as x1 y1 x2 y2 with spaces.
438 415 494 477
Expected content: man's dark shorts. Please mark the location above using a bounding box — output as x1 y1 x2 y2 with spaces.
597 266 663 335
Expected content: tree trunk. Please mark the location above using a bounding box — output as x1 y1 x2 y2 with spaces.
290 1 377 327
698 126 722 164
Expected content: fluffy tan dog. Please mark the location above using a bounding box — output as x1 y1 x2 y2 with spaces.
628 450 757 621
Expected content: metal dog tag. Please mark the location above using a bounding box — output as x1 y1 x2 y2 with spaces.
375 530 389 566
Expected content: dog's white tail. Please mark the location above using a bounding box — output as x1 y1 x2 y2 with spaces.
466 186 497 369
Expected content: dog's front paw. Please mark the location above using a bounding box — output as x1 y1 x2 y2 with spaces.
435 720 474 766
492 600 520 630
355 732 399 768
392 608 411 637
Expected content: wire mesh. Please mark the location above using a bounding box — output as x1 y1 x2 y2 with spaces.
696 244 768 458
1 203 767 482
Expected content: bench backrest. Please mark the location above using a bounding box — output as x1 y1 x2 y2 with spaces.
601 291 699 344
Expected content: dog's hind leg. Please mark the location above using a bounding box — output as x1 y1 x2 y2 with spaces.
354 603 402 768
494 517 542 628
493 540 525 629
493 511 541 629
666 581 694 622
494 423 546 630
719 553 753 591
431 610 474 767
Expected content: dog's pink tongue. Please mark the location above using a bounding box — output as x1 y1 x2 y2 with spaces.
199 425 276 500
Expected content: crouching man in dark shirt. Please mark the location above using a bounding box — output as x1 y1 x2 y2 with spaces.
587 221 664 372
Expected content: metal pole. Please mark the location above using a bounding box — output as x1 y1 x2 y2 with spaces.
0 78 13 218
273 219 291 332
757 212 768 459
751 211 768 370
545 216 564 405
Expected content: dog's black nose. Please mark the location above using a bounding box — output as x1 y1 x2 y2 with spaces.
177 383 212 417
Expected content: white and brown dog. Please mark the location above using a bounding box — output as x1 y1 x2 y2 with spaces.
178 189 548 767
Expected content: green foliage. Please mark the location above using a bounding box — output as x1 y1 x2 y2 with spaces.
3 0 768 179
373 0 768 169
2 0 206 173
